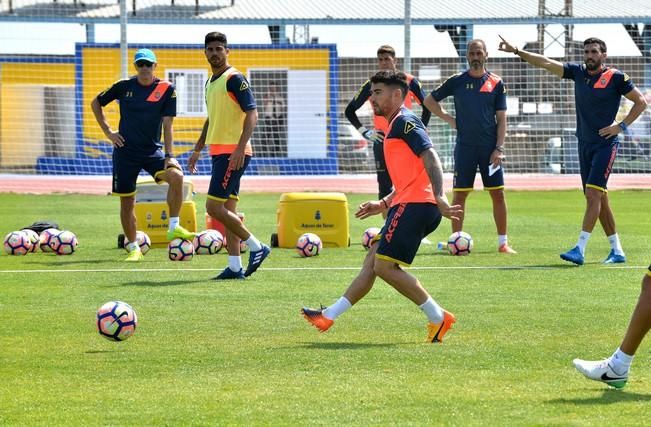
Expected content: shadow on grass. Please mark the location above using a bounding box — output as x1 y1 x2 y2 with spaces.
295 341 405 350
84 350 122 354
549 389 651 404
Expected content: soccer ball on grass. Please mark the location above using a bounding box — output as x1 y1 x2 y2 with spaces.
448 231 473 256
97 301 137 341
296 233 322 257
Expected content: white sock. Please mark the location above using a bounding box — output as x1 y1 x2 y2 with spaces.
607 233 625 256
126 241 140 252
610 347 633 374
228 256 242 272
576 231 591 256
419 297 444 323
498 235 508 247
169 217 180 231
245 235 262 252
323 297 352 320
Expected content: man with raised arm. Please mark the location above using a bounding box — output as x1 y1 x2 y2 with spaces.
499 36 647 265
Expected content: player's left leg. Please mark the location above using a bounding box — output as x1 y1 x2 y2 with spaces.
584 140 624 263
480 149 514 253
561 143 597 265
373 203 455 342
573 271 651 388
205 154 269 278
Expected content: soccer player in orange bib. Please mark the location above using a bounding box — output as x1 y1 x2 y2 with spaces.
345 45 430 205
302 70 462 343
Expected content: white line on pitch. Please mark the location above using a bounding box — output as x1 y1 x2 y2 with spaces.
0 265 647 274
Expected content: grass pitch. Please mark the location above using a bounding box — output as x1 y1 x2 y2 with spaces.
1 190 650 425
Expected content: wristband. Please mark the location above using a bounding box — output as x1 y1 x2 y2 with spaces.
495 146 505 153
164 153 173 158
381 198 389 208
618 122 628 132
514 47 519 55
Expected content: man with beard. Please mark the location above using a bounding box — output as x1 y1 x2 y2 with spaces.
301 70 462 343
498 36 647 265
424 39 516 254
345 45 431 212
188 32 270 279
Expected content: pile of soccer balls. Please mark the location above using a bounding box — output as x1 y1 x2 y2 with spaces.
3 228 78 256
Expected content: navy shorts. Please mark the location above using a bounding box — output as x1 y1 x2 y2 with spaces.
376 202 442 266
112 148 166 196
579 140 619 192
373 140 393 199
453 144 504 191
207 154 251 201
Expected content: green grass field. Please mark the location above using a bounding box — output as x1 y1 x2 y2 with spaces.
2 190 651 425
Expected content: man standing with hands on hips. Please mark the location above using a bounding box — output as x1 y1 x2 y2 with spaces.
424 39 516 254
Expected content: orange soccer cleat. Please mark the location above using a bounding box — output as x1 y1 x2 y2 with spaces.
301 306 334 332
498 244 517 254
427 310 456 343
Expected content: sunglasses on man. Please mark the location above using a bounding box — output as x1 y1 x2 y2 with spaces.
135 61 154 68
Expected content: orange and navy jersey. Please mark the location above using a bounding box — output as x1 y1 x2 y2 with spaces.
384 107 436 205
431 71 506 148
97 77 176 153
562 63 635 144
345 72 430 134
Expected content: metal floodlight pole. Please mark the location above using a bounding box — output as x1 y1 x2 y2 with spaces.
404 0 412 72
120 0 128 79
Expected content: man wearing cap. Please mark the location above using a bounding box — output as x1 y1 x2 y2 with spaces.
91 48 195 262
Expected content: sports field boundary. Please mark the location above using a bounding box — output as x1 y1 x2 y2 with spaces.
1 265 646 274
1 173 651 195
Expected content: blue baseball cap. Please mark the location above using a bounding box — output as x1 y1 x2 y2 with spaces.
133 48 157 64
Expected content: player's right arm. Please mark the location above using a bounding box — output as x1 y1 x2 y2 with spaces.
91 80 126 147
345 80 384 143
424 75 457 129
498 35 563 78
187 119 208 174
421 148 461 221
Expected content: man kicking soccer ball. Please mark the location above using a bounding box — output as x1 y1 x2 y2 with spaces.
573 267 651 388
301 70 462 342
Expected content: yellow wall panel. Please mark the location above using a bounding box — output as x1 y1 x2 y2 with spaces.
81 47 332 147
1 63 74 85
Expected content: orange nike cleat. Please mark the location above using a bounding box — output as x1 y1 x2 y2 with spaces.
498 244 517 254
301 306 334 332
427 310 456 343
